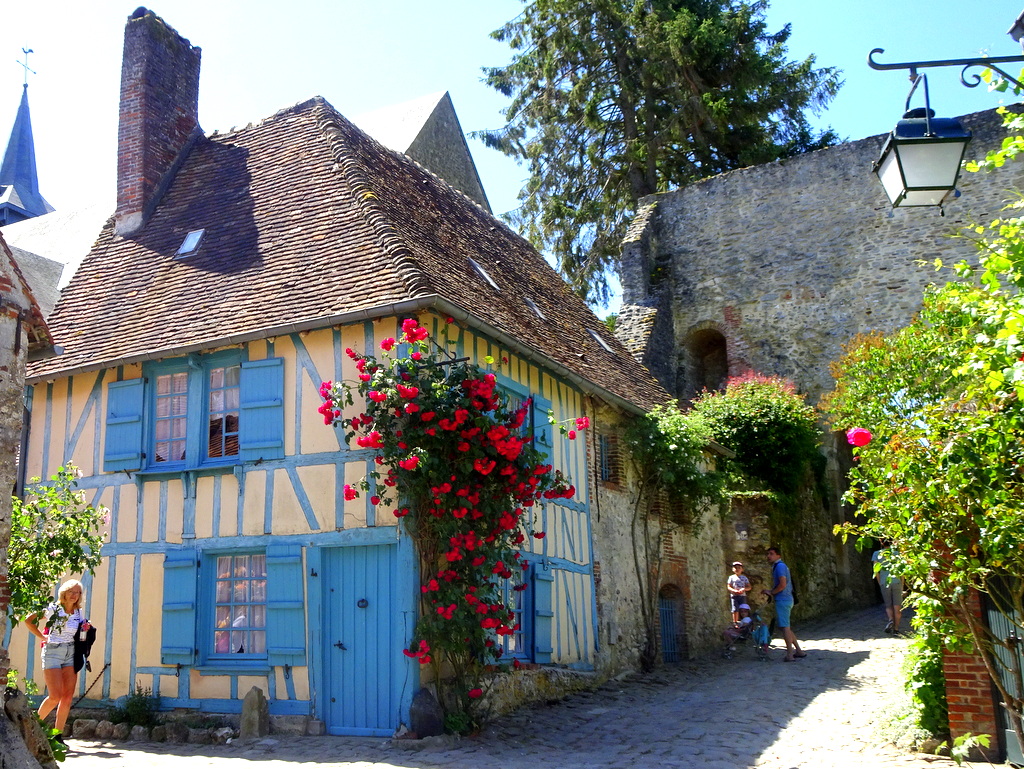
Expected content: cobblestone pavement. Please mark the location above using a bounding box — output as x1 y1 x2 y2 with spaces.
64 607 1007 769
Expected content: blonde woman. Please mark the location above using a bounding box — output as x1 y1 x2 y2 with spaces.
25 579 92 735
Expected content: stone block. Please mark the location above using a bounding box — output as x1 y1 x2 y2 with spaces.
150 724 167 741
72 718 98 739
187 727 212 744
163 721 189 742
212 727 234 744
306 719 325 736
268 714 307 735
240 686 269 738
94 720 114 740
409 688 444 738
112 722 131 740
129 725 150 741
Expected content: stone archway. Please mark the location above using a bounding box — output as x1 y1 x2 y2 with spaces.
679 326 728 403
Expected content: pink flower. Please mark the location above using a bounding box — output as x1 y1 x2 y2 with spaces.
468 688 483 699
368 390 387 403
411 351 422 361
575 416 590 430
381 337 396 351
846 428 872 447
370 495 381 506
343 485 358 501
319 381 333 398
533 531 546 539
568 430 577 440
399 455 420 471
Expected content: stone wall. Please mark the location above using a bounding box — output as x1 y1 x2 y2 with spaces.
619 108 1023 409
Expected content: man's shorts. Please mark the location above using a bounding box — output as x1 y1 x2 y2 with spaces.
41 642 74 670
775 600 793 629
880 578 903 609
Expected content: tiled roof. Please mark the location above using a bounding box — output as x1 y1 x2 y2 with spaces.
28 98 668 411
0 230 51 354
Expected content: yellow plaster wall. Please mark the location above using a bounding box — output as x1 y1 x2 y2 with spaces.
107 554 137 696
296 464 335 532
140 481 163 542
136 554 164 668
271 468 315 536
190 670 230 700
242 471 268 536
343 462 367 529
116 483 139 544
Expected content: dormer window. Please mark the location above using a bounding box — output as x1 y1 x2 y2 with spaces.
176 229 205 256
524 298 546 320
467 257 500 291
587 328 614 353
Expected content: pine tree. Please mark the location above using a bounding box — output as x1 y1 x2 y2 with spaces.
479 0 841 303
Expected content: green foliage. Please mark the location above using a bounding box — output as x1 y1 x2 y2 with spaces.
8 465 107 625
689 373 820 495
107 684 159 727
824 111 1024 758
904 630 949 737
946 733 991 766
5 668 39 695
625 404 726 527
38 719 66 762
478 0 841 302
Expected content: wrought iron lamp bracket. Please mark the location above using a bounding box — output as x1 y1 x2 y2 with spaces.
869 48 1024 95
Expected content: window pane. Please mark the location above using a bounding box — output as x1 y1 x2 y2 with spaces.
212 553 267 658
155 421 170 440
172 418 187 439
207 364 241 460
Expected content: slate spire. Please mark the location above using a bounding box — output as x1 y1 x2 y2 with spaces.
0 83 53 225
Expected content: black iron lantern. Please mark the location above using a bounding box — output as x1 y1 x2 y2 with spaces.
874 107 972 208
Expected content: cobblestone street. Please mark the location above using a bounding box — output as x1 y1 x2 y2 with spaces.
63 607 1007 769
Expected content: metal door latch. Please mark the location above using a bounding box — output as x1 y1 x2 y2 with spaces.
334 640 347 650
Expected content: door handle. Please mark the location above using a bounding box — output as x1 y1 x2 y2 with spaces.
334 640 347 650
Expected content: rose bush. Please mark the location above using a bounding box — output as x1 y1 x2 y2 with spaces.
319 317 576 732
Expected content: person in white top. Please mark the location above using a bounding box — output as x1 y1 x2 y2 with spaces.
25 579 92 735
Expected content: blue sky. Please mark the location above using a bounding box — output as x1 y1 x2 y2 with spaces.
2 1 1022 297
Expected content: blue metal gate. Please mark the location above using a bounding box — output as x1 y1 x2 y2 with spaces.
659 596 679 663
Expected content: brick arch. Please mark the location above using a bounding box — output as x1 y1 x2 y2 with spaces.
678 322 730 403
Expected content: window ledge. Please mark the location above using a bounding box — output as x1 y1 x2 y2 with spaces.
195 663 271 676
131 463 240 480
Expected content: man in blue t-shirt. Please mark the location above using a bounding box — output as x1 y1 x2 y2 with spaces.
764 546 806 662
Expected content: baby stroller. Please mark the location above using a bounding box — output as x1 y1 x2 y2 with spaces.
721 607 771 661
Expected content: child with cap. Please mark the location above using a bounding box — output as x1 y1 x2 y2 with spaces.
727 561 751 622
723 604 754 648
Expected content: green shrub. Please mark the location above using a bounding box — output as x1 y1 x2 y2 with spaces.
107 684 159 727
690 373 820 495
905 629 949 737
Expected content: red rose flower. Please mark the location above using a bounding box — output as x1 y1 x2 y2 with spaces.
468 688 483 699
380 337 396 351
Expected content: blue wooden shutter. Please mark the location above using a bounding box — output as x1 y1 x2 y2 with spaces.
266 544 305 665
161 549 198 665
532 561 554 664
239 358 284 462
531 395 552 463
103 379 145 472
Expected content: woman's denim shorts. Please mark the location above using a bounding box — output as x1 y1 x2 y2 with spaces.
41 642 74 670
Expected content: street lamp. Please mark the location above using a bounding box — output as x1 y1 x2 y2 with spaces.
868 46 1024 211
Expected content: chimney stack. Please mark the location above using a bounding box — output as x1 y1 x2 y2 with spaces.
115 7 201 236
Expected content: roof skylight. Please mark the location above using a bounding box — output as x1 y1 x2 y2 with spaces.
524 298 546 320
587 328 615 353
176 229 205 256
467 257 500 291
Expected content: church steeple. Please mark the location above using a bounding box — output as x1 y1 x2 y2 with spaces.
0 75 54 226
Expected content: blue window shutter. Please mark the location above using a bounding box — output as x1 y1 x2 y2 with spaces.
531 395 552 463
104 379 145 472
266 544 305 665
161 549 198 665
532 561 554 664
239 358 284 462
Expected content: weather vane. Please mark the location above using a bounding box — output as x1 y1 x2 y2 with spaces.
17 48 36 87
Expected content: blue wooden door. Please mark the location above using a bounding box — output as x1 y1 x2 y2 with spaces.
322 544 401 736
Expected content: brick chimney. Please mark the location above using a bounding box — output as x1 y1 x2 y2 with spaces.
115 7 201 236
